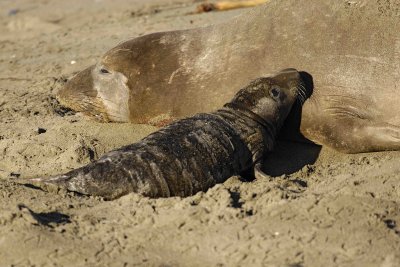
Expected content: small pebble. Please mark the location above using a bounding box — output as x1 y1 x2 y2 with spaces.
37 128 47 134
383 219 397 229
10 172 21 178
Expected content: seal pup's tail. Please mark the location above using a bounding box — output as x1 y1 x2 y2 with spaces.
24 160 136 200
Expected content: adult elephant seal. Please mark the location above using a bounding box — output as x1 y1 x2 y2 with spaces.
32 69 302 199
58 0 400 153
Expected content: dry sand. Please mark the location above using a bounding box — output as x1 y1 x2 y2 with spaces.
0 0 399 266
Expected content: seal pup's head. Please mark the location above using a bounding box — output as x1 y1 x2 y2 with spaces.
226 68 304 134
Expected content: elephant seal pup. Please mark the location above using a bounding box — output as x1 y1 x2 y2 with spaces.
32 69 302 199
58 0 400 153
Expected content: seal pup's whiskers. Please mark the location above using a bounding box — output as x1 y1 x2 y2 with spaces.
297 83 307 105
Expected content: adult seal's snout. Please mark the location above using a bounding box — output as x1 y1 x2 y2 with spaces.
57 66 107 120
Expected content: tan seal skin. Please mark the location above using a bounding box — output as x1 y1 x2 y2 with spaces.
58 0 400 153
32 69 302 199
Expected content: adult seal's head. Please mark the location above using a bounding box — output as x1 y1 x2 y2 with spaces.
57 31 189 124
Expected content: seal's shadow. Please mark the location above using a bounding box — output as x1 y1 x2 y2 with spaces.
261 140 321 176
261 71 322 176
18 204 71 228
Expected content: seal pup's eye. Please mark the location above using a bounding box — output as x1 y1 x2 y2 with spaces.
100 68 111 74
270 87 281 99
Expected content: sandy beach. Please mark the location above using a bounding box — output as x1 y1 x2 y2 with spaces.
0 0 399 266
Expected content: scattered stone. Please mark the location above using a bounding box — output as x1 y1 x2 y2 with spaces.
37 128 47 134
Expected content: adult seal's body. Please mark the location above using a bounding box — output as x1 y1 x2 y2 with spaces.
32 69 302 199
58 0 400 153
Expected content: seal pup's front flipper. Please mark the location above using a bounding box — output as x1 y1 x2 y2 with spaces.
254 162 271 180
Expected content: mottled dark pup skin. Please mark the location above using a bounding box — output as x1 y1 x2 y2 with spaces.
58 0 400 153
32 69 302 199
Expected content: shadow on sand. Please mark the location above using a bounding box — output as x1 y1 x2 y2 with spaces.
261 71 322 176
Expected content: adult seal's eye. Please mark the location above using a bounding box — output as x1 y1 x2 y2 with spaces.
100 68 110 74
270 87 281 99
